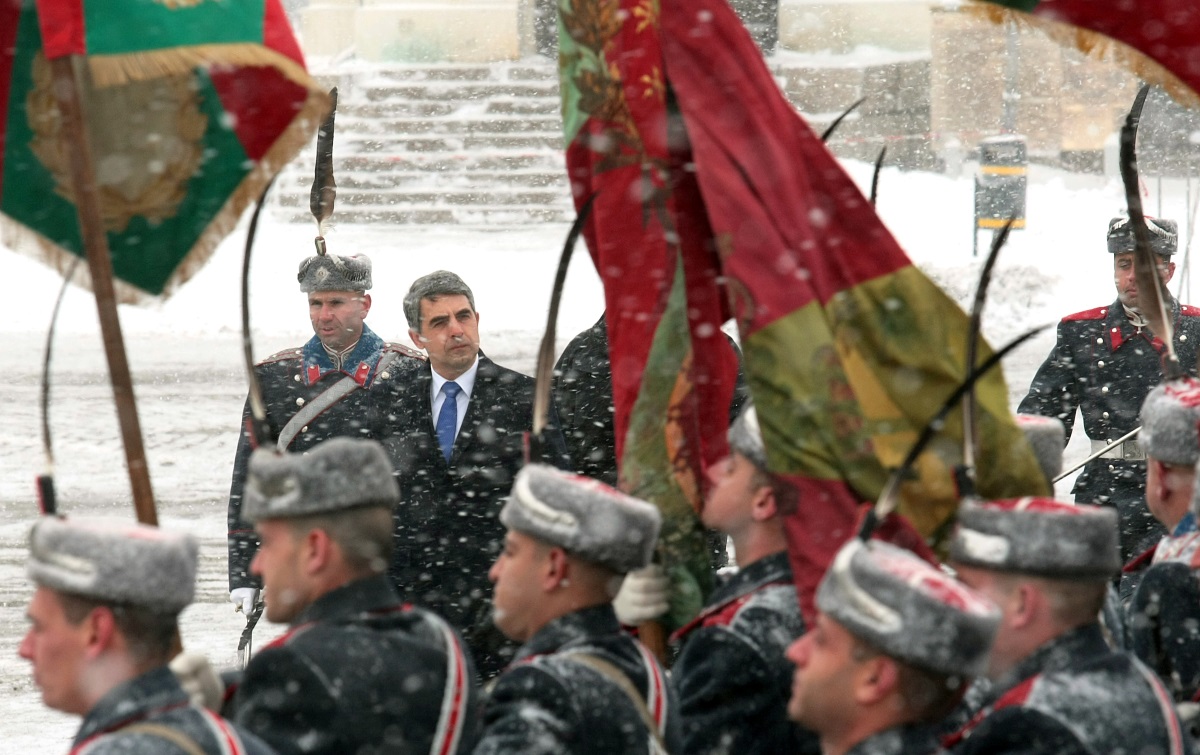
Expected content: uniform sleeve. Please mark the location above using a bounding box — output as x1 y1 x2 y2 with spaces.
951 706 1095 755
1129 562 1200 700
1016 320 1080 443
474 666 579 755
227 396 262 592
232 645 341 755
673 626 819 755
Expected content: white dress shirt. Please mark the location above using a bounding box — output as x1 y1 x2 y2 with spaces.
430 356 479 442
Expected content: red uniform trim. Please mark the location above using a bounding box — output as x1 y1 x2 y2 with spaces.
1062 306 1108 322
942 676 1038 748
261 621 316 651
1124 542 1159 574
1182 305 1200 317
670 579 790 642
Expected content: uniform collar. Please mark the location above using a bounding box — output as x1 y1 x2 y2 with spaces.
301 324 384 386
1172 511 1197 538
706 551 792 609
515 603 622 663
987 622 1107 705
845 723 945 755
430 354 480 401
1105 297 1180 353
292 574 403 627
74 666 189 745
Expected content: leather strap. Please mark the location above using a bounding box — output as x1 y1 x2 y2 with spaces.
566 653 668 753
277 349 401 450
116 723 207 755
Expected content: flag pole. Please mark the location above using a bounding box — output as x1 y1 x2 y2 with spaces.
49 55 157 526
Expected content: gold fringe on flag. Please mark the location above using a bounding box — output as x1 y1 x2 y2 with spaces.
86 44 315 92
965 1 1200 109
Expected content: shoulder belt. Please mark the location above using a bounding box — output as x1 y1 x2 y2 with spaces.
1134 660 1188 755
276 349 405 450
257 347 303 366
428 614 471 755
1062 306 1109 323
73 708 248 755
563 645 668 753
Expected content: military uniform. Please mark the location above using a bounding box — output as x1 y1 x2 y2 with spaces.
670 552 818 755
227 325 425 589
946 624 1190 754
475 604 682 755
70 667 273 755
227 574 480 755
1018 298 1200 560
846 726 947 755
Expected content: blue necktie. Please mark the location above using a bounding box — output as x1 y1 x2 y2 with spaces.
436 381 462 462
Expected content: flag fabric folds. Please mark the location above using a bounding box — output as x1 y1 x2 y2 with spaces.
559 0 1050 622
970 0 1200 106
0 0 329 299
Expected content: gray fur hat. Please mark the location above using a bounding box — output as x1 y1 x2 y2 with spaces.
1108 216 1177 257
27 518 198 614
1015 414 1066 482
817 539 1000 677
1140 378 1200 466
949 498 1120 580
243 437 399 523
728 403 768 470
298 253 373 293
500 464 661 574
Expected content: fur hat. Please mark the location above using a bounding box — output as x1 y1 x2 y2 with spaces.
728 403 768 470
817 539 1000 677
243 438 399 523
1015 414 1066 483
1140 378 1200 467
298 253 373 293
27 518 198 614
1107 216 1178 257
500 464 661 574
949 498 1120 580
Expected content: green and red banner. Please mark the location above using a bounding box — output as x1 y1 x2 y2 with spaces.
560 0 1050 622
972 0 1200 105
0 0 329 299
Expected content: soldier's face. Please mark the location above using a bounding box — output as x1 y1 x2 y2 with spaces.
785 614 867 736
489 530 551 643
409 294 481 381
251 520 312 624
19 587 92 716
702 452 770 535
309 290 371 352
1114 253 1175 309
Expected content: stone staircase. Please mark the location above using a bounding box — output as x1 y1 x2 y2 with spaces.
274 61 574 226
272 55 935 227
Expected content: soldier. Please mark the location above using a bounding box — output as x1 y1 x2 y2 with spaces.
786 538 1000 755
618 404 817 754
19 517 274 755
476 463 682 754
1018 216 1200 562
945 498 1190 753
1125 379 1200 703
226 251 424 613
182 438 480 755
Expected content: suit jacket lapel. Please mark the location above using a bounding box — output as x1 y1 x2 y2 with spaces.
451 354 496 462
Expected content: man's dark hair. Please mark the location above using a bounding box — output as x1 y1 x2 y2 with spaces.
403 270 476 330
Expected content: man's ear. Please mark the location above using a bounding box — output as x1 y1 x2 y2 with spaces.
544 547 570 591
408 328 425 351
84 606 118 659
302 529 335 575
1010 582 1040 630
854 655 899 706
360 293 372 317
750 484 779 522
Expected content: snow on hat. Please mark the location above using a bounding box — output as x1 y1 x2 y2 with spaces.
949 498 1120 579
1107 216 1178 257
1140 378 1200 467
243 437 399 523
817 539 1000 677
27 518 197 614
728 403 767 470
1015 414 1065 483
501 463 661 574
298 253 373 293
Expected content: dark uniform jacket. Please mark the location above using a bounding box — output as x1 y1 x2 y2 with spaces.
226 575 480 755
1018 299 1200 560
669 552 818 755
227 325 425 589
70 667 274 755
946 623 1190 755
475 604 683 755
380 354 566 678
846 725 947 755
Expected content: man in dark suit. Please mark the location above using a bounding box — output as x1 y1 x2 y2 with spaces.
382 270 566 677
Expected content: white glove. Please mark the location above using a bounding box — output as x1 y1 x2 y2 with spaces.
229 587 259 615
613 565 671 626
169 652 225 711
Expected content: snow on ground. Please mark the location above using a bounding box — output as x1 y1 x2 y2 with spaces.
2 154 1197 747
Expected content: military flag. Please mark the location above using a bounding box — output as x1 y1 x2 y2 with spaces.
970 0 1200 105
559 0 1050 622
0 0 330 299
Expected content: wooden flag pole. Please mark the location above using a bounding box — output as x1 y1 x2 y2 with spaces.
50 55 158 526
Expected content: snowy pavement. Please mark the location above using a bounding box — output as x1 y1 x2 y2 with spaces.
2 159 1195 745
